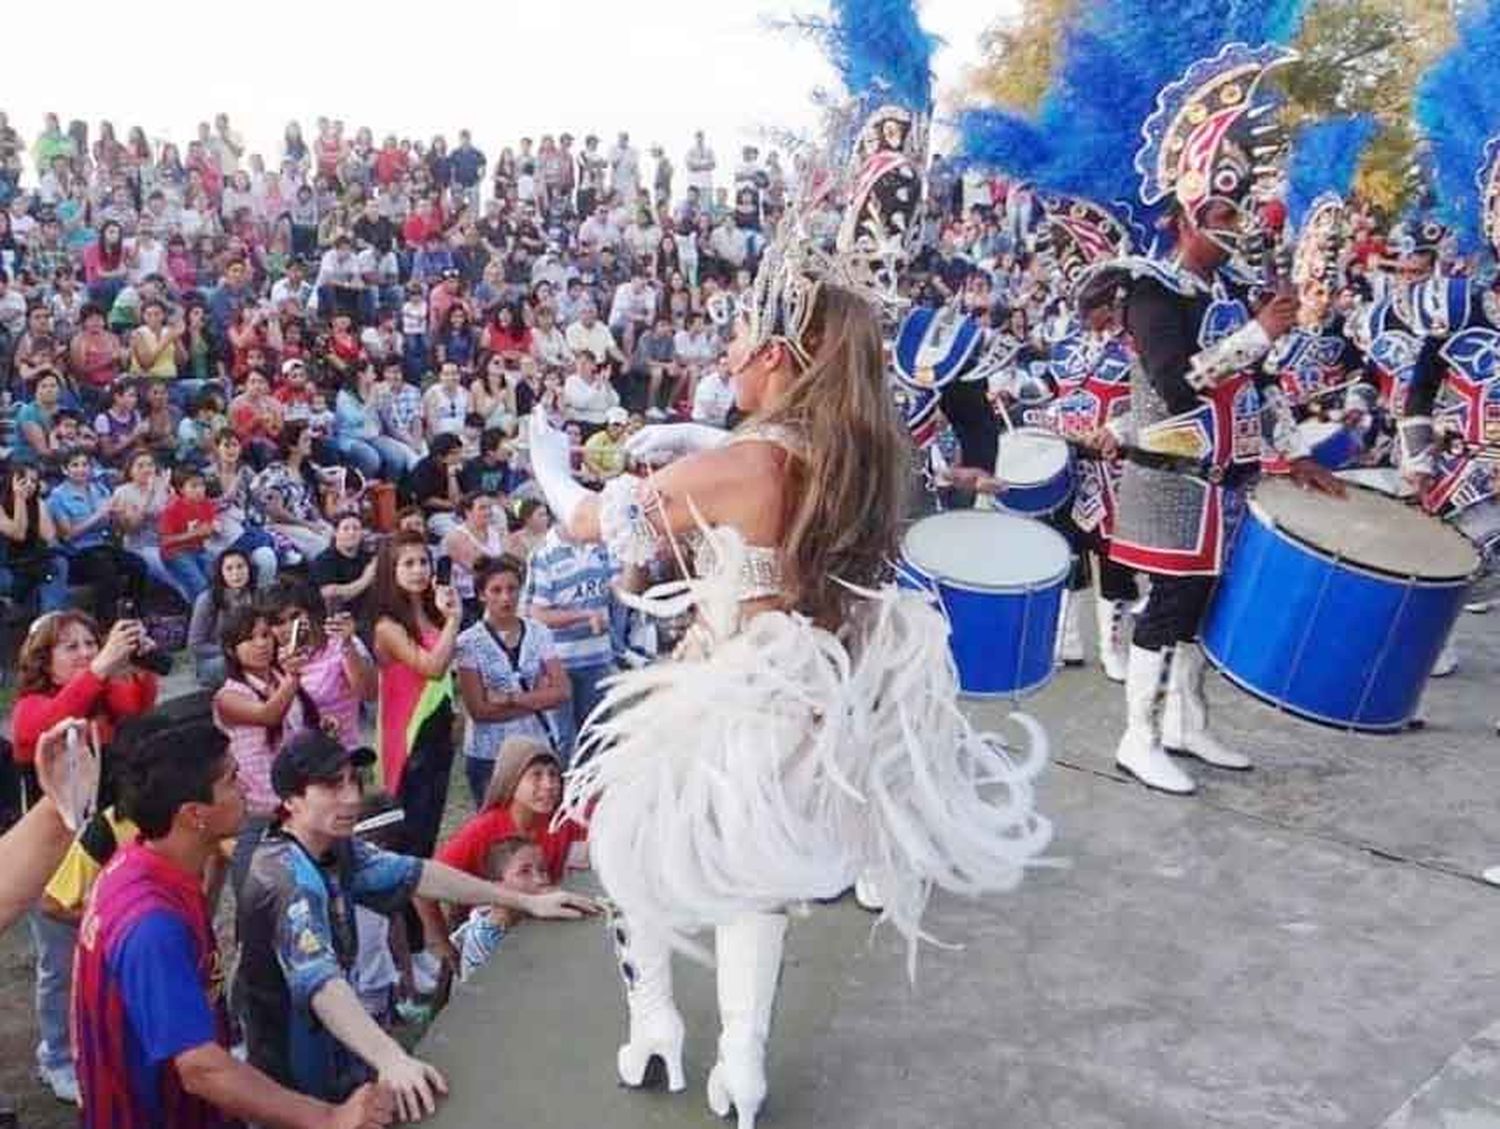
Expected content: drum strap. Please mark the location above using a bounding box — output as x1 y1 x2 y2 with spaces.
1064 437 1222 484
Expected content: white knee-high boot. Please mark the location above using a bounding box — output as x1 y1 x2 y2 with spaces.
1057 590 1086 666
611 912 685 1092
1161 644 1250 770
707 912 787 1129
1095 594 1128 683
1114 645 1195 795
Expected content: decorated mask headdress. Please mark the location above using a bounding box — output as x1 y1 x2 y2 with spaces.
954 0 1308 247
1035 194 1134 291
725 0 936 366
1134 42 1297 259
1284 115 1377 295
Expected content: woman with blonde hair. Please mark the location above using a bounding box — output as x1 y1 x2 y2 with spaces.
525 216 1050 1125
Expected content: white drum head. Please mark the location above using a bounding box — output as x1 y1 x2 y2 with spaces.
1335 467 1406 498
996 428 1069 486
1253 476 1479 581
902 510 1072 591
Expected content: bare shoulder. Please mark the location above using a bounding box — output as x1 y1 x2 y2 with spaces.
649 439 790 539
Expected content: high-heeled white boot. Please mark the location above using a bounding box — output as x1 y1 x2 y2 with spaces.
707 912 787 1129
1161 644 1250 770
610 912 686 1092
1057 590 1085 666
1431 636 1459 677
1115 645 1195 795
1095 594 1128 683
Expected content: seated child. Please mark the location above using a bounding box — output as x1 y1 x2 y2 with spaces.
450 836 550 983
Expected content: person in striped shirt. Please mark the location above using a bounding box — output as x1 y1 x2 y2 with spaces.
520 520 617 764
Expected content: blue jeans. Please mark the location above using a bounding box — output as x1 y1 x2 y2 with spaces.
29 912 76 1072
465 755 497 808
552 663 614 768
165 550 212 601
329 435 383 479
0 552 70 611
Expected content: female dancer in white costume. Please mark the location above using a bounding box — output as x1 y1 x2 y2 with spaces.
524 176 1053 1128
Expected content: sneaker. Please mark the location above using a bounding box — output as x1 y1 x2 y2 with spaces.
645 407 668 422
1466 600 1493 614
1483 865 1500 887
38 1063 79 1105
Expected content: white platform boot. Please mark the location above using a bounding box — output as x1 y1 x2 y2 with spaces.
1095 594 1129 683
1161 644 1251 770
1115 645 1196 795
1057 590 1086 666
611 912 686 1092
707 912 788 1129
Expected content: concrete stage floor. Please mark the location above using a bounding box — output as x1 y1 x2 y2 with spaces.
420 609 1500 1129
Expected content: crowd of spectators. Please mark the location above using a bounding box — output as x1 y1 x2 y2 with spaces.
0 104 1094 1127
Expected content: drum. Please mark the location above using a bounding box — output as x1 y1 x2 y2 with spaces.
1335 466 1405 498
994 428 1073 516
900 511 1071 698
1298 420 1364 470
1202 478 1478 731
1449 499 1500 602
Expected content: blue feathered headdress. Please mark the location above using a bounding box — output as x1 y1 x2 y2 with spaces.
1414 0 1500 254
956 0 1308 222
791 0 938 114
1285 114 1378 230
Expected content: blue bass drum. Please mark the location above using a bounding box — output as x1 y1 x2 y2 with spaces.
1202 478 1478 731
900 511 1071 698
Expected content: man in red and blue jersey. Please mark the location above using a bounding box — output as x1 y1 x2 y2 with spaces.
73 716 393 1129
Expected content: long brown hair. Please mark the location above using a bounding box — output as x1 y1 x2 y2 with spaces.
751 284 905 626
370 531 443 642
17 609 100 696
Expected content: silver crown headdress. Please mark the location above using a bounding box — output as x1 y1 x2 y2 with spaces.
715 95 929 368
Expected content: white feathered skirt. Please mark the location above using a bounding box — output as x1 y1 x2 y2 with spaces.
560 578 1053 968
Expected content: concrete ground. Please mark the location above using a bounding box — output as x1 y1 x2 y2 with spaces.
422 608 1500 1129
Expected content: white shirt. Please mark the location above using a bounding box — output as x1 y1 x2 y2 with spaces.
565 320 619 364
563 373 620 426
691 370 735 427
424 383 471 436
316 249 362 289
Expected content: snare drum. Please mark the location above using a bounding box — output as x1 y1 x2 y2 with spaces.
1202 478 1478 731
994 428 1073 516
1449 498 1500 602
1298 419 1364 470
900 511 1071 698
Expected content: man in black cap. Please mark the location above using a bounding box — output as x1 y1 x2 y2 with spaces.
235 731 596 1122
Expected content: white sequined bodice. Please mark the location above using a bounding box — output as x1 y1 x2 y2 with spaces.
683 531 785 602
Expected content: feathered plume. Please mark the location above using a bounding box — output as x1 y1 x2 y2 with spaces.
1414 0 1500 254
782 0 939 113
1285 114 1377 229
956 0 1309 218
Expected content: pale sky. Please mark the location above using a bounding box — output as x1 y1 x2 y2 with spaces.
5 0 1008 174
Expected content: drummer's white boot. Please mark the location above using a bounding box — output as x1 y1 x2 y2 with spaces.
1115 646 1196 795
611 913 686 1092
1162 644 1252 771
707 912 787 1129
1057 591 1086 666
1095 595 1129 683
853 873 885 913
1431 638 1459 678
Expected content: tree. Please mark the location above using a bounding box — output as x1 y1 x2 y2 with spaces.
962 0 1075 111
1282 0 1455 212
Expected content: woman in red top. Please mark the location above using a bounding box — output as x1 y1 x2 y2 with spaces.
434 735 586 885
81 222 128 309
482 303 532 364
13 609 159 771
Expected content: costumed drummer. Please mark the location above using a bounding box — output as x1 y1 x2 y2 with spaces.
1099 44 1343 797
